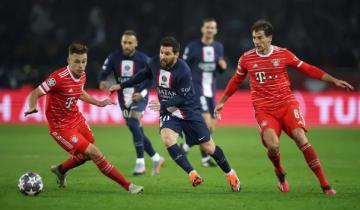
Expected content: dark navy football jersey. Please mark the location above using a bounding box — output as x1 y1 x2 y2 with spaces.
122 56 201 120
182 39 224 98
99 49 152 107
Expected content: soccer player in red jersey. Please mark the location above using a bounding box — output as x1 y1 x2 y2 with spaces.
215 20 354 195
24 43 144 194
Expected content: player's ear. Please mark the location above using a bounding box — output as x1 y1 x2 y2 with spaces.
134 40 138 48
201 25 205 34
268 35 273 42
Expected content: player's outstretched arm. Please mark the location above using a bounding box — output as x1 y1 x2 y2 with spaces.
294 60 354 92
80 90 117 107
214 72 246 120
218 58 227 71
214 95 229 120
24 88 46 116
321 73 354 92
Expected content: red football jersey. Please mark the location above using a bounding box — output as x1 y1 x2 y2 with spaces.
38 67 86 130
236 45 306 111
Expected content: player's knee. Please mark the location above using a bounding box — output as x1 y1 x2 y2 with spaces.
84 144 103 160
200 140 215 154
161 134 176 147
265 140 279 154
268 145 279 155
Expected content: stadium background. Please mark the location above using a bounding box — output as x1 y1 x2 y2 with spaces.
0 0 359 126
0 1 359 210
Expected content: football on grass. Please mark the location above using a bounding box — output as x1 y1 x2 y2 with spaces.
18 172 43 196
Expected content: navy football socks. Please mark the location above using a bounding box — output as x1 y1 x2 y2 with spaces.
140 127 156 157
167 144 194 173
126 118 144 158
210 146 231 173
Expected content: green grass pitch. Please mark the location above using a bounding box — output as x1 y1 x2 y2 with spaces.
0 125 359 210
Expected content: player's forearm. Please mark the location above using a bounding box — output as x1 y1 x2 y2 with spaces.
80 91 101 106
136 79 153 93
28 88 43 109
122 70 150 88
218 95 229 106
99 70 110 81
223 73 245 98
321 73 337 83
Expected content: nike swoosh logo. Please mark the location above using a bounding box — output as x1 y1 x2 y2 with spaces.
198 136 206 141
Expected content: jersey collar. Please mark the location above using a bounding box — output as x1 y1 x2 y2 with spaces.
256 45 274 57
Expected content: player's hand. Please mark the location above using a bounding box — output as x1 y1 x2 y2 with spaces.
99 81 108 90
333 79 354 92
218 58 227 71
24 108 38 117
214 103 224 120
132 93 143 102
109 84 121 95
97 99 117 107
148 100 160 111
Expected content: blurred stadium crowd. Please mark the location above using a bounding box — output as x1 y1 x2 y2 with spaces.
0 0 359 90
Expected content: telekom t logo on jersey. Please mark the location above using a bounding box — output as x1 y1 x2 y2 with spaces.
255 71 266 83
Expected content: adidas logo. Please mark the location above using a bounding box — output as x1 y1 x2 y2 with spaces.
68 88 73 93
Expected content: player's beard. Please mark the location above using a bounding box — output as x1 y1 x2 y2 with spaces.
123 48 135 57
160 57 175 69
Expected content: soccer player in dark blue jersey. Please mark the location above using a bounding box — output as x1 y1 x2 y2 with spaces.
182 18 227 167
110 36 240 192
99 30 164 176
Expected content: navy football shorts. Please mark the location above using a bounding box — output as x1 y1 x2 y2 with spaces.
160 114 211 146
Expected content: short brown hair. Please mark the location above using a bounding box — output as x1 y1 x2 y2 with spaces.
123 29 137 38
68 43 88 54
251 20 273 37
203 17 216 24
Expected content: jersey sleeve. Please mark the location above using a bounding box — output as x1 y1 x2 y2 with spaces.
38 73 61 94
223 55 247 98
219 42 224 58
182 43 193 62
285 49 303 68
99 55 115 81
285 49 325 80
236 55 248 76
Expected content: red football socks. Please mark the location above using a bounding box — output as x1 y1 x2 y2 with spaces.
93 155 130 190
300 142 329 187
59 153 88 174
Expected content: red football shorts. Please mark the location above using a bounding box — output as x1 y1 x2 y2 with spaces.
255 102 307 138
49 121 95 155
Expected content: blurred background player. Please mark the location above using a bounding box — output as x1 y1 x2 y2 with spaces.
99 30 165 176
215 20 354 195
110 36 240 192
181 18 227 167
24 43 144 194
